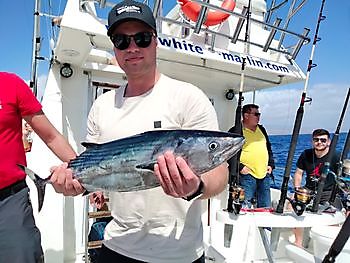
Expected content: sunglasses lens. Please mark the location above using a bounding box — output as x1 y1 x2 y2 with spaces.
134 32 153 48
112 34 130 50
313 138 327 143
112 32 154 50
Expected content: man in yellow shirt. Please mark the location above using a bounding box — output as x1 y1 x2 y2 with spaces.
229 104 275 208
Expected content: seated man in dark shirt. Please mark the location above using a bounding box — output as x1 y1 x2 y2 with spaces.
294 129 339 200
293 128 339 247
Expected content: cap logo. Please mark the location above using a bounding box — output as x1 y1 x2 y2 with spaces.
116 5 141 15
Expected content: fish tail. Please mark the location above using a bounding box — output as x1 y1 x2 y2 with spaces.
17 164 48 212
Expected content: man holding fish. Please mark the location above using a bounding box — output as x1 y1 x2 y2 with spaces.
50 1 243 262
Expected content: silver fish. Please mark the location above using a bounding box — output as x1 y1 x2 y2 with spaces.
20 129 244 211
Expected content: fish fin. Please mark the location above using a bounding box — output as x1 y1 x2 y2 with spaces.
17 164 48 213
82 190 90 196
81 142 98 148
135 161 156 171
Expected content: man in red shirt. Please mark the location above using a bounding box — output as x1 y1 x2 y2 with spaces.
0 72 81 262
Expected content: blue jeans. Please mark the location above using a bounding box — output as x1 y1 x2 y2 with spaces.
239 173 271 208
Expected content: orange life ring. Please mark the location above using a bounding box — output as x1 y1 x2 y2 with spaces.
178 0 236 27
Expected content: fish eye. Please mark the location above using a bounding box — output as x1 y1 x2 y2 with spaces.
208 141 219 151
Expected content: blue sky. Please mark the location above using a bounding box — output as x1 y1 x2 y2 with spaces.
0 0 349 135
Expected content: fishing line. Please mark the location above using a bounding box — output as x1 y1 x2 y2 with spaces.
276 0 327 214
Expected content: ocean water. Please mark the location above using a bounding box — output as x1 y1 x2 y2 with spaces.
269 132 348 191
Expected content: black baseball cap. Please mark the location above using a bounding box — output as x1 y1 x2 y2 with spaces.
107 0 157 37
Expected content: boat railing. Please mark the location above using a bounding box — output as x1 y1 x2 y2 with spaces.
77 0 311 62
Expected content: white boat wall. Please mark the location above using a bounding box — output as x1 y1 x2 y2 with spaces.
25 0 348 262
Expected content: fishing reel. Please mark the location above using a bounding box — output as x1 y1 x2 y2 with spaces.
230 185 245 215
287 187 313 216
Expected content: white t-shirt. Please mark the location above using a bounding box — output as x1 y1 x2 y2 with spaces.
86 74 218 262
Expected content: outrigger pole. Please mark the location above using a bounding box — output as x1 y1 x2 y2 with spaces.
30 0 41 97
311 87 350 212
227 0 252 213
276 0 327 214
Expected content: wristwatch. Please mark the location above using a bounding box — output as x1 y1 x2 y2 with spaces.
183 180 204 201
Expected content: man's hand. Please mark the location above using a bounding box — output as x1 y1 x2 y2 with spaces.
89 192 105 209
50 163 84 196
240 165 251 175
154 151 201 198
267 166 273 174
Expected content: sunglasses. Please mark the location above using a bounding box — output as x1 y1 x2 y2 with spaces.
312 137 327 143
248 112 261 117
111 32 155 50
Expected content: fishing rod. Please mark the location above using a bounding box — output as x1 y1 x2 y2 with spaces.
276 0 327 214
312 87 350 212
30 0 41 97
226 95 244 214
341 128 350 161
340 129 350 161
329 127 350 204
227 0 251 214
